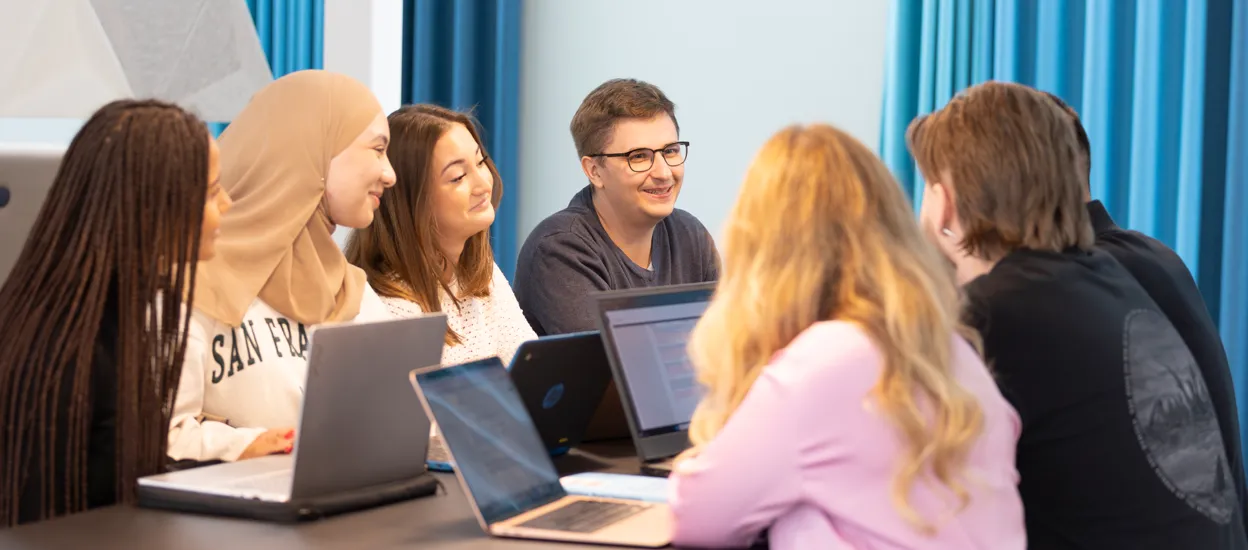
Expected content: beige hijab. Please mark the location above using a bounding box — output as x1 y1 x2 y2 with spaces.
194 70 382 326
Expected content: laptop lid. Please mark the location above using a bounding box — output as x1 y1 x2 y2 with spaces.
508 331 613 455
411 357 567 528
593 282 714 463
0 145 62 287
289 314 446 499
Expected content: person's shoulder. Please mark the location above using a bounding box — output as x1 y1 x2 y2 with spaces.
661 208 716 266
354 285 394 321
665 207 711 235
521 208 599 251
518 213 604 271
968 249 1115 300
361 282 385 304
967 248 1152 331
185 305 226 340
378 293 426 319
522 187 597 246
1096 228 1191 278
767 321 882 392
962 250 1081 328
488 261 516 291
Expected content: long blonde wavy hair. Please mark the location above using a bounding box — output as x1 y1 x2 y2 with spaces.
685 124 984 533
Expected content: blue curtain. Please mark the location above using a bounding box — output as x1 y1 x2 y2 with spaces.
210 0 324 134
1222 0 1248 469
401 0 523 278
880 0 1248 462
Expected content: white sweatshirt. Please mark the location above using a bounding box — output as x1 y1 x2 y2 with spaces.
166 286 392 462
379 262 536 367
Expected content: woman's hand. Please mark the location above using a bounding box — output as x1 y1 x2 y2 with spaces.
238 428 295 460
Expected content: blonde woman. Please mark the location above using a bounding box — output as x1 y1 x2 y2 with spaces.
668 125 1025 549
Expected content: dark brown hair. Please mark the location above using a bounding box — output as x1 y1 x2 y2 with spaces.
570 78 679 158
0 99 208 525
345 105 501 345
905 81 1093 260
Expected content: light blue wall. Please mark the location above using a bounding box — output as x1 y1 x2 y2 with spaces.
517 0 891 243
0 118 83 146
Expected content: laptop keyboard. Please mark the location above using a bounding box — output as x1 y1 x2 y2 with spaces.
517 499 648 533
220 469 293 496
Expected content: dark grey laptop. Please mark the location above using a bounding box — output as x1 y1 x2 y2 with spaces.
427 331 615 471
594 283 714 477
138 314 447 522
0 145 62 287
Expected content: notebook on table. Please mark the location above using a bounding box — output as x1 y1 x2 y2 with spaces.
410 357 671 547
138 314 448 522
560 472 669 503
594 282 714 477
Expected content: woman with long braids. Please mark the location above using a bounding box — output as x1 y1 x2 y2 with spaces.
166 70 397 464
0 99 230 526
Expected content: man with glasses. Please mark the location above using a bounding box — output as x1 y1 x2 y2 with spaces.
514 78 719 335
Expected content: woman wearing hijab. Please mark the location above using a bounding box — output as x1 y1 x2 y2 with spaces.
166 70 397 463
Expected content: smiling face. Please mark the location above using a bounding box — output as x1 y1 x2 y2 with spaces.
429 123 496 248
325 112 397 228
582 114 683 228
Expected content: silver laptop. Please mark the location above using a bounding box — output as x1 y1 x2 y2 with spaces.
139 314 447 520
594 283 713 477
410 357 671 547
0 145 62 287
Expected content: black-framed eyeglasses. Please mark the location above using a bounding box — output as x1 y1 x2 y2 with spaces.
589 141 690 173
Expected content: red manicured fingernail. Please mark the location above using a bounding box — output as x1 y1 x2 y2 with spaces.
284 445 293 453
285 430 295 439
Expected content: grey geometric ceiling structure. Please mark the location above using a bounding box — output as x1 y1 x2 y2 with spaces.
0 0 272 122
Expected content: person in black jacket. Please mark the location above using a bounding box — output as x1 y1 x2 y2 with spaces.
0 99 232 526
1045 91 1248 535
907 81 1247 549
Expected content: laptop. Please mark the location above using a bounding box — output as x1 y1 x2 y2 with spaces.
594 282 715 477
138 314 448 522
0 145 62 287
427 331 615 471
410 358 671 547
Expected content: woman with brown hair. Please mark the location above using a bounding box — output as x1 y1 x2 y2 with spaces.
0 99 231 526
668 124 1024 549
166 70 397 464
346 104 534 366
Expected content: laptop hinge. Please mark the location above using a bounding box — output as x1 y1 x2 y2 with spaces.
494 486 567 524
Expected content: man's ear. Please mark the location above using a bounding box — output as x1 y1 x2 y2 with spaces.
581 156 605 190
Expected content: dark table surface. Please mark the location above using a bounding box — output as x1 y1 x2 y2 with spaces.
0 441 652 550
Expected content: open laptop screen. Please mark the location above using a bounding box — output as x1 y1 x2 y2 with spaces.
414 358 565 525
599 285 712 438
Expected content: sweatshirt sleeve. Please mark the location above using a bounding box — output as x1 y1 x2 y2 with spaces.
516 232 611 335
166 311 265 462
668 365 805 548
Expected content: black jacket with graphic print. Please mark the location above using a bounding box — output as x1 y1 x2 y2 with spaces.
1088 199 1248 535
965 248 1247 550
